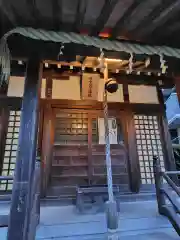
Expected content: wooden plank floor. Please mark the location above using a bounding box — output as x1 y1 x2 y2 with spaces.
0 200 178 239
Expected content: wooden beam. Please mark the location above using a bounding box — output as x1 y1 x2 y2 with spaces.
10 5 25 26
128 1 170 38
135 0 180 39
0 96 22 109
9 58 174 88
7 35 180 76
145 13 180 45
0 81 8 95
0 5 14 36
157 21 180 47
90 0 118 36
41 68 174 88
26 0 42 27
41 99 164 113
7 58 42 240
73 0 87 32
111 0 140 38
52 0 62 30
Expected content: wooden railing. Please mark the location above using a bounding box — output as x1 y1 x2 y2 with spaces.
153 156 180 236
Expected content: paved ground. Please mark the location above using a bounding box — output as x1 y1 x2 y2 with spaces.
0 200 179 239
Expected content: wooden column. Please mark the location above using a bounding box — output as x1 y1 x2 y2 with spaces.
87 113 93 185
7 58 42 240
41 105 54 197
158 77 180 180
124 110 141 192
41 76 53 196
157 85 177 172
122 83 140 192
159 115 177 171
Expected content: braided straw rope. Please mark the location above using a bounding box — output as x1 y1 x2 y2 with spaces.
1 27 180 83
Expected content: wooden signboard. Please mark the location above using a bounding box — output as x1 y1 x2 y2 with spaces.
81 73 100 100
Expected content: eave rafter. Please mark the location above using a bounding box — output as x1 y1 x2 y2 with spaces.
90 0 118 36
134 0 180 39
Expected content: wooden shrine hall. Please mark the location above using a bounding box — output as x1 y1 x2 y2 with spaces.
1 0 180 239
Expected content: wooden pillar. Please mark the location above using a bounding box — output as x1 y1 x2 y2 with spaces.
159 115 177 171
125 110 141 192
7 58 42 240
157 86 177 172
87 113 93 185
122 83 140 192
41 76 53 196
41 105 54 197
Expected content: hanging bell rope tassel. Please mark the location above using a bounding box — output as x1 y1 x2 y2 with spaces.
103 64 118 232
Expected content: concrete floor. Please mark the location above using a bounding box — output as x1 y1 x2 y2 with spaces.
0 200 179 239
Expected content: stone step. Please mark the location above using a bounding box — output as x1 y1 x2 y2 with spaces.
0 201 178 240
0 194 11 202
34 202 178 239
46 184 130 198
44 191 156 205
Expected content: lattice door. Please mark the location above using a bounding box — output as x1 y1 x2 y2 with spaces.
0 110 21 191
134 115 165 184
54 112 88 145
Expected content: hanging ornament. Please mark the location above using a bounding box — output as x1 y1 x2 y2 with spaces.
104 63 118 94
97 48 105 71
57 43 65 60
160 54 168 74
145 57 151 68
128 52 133 73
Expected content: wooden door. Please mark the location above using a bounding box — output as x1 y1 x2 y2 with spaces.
90 112 129 190
134 114 166 187
49 108 129 197
50 109 89 197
